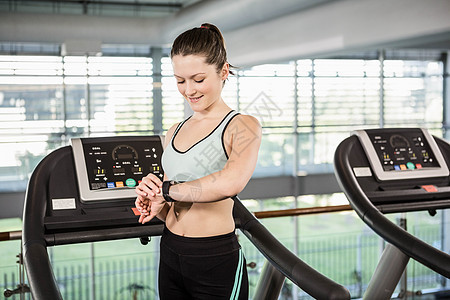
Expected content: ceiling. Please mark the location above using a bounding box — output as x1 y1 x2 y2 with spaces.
0 0 203 18
1 0 449 66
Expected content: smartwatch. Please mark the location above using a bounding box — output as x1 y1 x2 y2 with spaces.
162 180 178 202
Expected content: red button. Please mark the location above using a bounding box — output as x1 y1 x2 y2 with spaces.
131 207 141 216
421 185 438 192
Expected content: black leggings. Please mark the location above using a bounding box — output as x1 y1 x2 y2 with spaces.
159 227 248 300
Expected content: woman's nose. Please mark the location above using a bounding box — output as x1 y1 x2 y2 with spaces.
185 81 196 96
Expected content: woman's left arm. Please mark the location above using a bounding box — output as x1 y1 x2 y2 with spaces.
169 114 262 202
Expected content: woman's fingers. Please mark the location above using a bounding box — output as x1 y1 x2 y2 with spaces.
144 173 164 186
135 187 148 197
134 175 165 225
135 195 150 217
137 175 162 197
135 173 164 201
142 173 163 187
135 194 156 224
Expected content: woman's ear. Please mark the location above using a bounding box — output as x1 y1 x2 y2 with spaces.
221 63 230 81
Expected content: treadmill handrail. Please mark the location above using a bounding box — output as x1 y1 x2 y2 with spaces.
334 135 450 278
232 197 350 300
22 147 68 300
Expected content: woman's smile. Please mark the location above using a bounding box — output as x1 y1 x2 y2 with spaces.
188 95 203 103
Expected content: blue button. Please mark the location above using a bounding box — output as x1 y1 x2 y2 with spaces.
107 182 115 188
394 165 400 171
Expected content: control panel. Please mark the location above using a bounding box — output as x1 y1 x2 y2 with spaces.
354 128 449 181
72 136 164 202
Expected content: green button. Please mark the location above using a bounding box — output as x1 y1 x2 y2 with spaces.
406 162 415 170
125 178 137 187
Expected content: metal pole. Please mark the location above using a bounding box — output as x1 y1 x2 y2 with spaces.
90 242 95 300
398 214 409 299
441 51 449 289
379 49 385 128
356 234 363 298
292 60 300 300
253 261 286 300
85 55 91 135
154 237 159 298
310 59 316 163
442 51 449 136
363 243 410 300
151 47 163 135
62 56 68 144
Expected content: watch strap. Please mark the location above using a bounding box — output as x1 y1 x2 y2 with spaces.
162 180 176 202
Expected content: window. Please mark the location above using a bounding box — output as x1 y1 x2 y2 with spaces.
383 60 443 128
161 57 184 131
0 55 154 190
0 52 444 190
235 58 443 175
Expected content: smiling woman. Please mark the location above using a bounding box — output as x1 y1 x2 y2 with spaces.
172 54 226 111
135 23 262 300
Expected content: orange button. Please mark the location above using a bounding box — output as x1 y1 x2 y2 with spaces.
131 207 141 216
421 185 438 192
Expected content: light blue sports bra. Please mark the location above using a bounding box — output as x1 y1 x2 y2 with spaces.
161 110 240 182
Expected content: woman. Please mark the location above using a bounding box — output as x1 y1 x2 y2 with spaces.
135 23 261 299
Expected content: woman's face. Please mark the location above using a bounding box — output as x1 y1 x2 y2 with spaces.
172 54 228 112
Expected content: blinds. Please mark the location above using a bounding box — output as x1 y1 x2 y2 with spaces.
64 56 154 135
383 60 443 127
0 54 444 187
238 63 296 128
0 55 154 187
311 59 381 127
161 57 184 130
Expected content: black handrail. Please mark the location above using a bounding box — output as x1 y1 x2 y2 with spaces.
233 197 350 300
334 135 450 278
22 147 67 299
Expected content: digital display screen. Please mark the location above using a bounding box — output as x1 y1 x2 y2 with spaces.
82 140 164 191
367 130 440 172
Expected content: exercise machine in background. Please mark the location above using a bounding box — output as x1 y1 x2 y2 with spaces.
334 128 450 299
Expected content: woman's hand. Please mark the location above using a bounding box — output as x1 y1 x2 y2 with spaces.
135 173 165 224
135 194 150 222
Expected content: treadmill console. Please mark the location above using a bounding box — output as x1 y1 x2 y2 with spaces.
72 136 164 202
354 128 449 181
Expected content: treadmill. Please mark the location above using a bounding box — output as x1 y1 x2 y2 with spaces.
22 135 350 300
334 128 450 299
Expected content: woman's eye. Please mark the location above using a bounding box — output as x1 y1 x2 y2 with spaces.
177 80 185 84
195 79 204 83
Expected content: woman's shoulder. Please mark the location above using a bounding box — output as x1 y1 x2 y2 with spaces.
167 121 181 134
231 113 262 131
163 122 181 148
225 113 262 140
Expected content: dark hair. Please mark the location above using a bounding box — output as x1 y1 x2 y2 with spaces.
170 23 234 75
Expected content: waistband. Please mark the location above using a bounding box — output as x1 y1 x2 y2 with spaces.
161 226 240 256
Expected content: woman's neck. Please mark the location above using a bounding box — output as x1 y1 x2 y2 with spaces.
192 98 231 120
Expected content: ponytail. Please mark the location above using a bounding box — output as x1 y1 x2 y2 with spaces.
171 23 235 75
